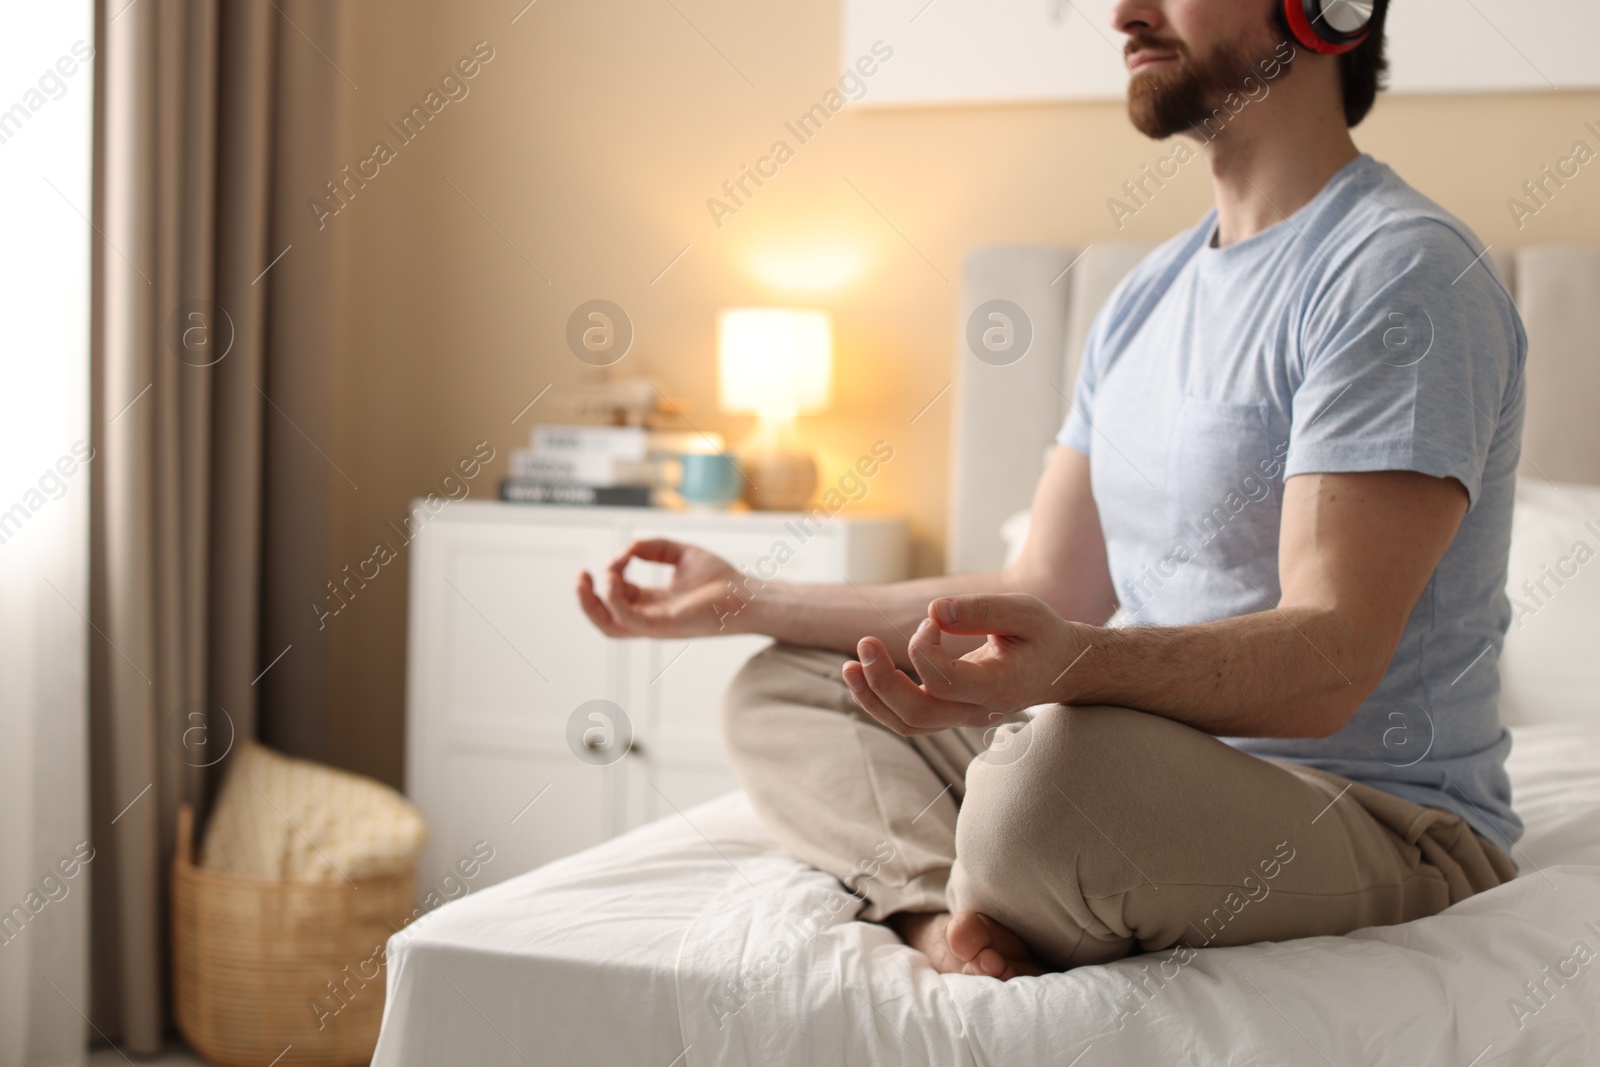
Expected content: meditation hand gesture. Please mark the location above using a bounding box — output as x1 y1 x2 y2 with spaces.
576 538 746 639
842 593 1090 735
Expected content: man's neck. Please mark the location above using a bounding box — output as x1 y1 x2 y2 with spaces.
1199 80 1361 248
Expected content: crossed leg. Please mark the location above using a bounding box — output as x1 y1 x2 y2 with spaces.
721 642 1515 974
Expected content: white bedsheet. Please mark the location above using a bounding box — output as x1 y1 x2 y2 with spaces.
373 724 1600 1067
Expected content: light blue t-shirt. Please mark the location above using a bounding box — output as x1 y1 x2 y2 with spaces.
1059 154 1526 847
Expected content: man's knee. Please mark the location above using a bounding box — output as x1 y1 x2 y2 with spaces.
964 704 1160 805
955 705 1170 898
720 644 781 753
720 642 853 756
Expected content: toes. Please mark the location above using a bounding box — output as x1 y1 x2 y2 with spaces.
947 910 1043 981
977 916 1033 963
976 947 1009 979
945 910 990 963
958 951 1013 980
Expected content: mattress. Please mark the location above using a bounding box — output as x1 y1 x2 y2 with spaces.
372 723 1600 1067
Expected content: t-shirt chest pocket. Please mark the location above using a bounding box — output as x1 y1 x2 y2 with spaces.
1164 396 1284 571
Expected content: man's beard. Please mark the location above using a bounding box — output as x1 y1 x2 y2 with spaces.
1126 34 1280 140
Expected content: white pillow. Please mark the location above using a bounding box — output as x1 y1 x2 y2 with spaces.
1499 479 1600 726
999 508 1031 569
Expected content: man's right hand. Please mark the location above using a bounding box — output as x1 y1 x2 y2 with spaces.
575 447 1115 660
575 538 747 639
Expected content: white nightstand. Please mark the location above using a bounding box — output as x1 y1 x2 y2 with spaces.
404 501 908 889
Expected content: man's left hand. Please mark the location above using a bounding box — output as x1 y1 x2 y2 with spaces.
842 593 1091 736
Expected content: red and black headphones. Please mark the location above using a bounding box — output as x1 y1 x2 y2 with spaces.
1283 0 1377 55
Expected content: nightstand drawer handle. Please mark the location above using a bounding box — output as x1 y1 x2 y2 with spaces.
582 734 645 757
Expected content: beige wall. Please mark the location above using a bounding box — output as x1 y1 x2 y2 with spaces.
315 0 1600 786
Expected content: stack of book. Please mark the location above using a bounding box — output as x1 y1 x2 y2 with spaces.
501 424 723 507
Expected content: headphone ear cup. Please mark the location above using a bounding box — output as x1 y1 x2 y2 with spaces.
1284 0 1374 55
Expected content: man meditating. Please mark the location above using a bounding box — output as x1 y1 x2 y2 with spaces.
577 0 1523 979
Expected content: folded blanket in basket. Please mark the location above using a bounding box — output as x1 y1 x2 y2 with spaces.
201 741 427 883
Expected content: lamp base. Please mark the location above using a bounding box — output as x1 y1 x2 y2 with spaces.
739 448 817 511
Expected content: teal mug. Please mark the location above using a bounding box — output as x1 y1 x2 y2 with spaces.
675 451 742 508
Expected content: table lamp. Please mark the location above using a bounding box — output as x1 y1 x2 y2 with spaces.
717 308 833 511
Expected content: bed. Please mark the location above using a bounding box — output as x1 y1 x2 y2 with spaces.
372 243 1600 1067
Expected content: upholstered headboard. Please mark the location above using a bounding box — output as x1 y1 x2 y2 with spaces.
947 242 1600 572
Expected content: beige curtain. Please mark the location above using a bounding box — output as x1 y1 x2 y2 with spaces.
89 0 340 1049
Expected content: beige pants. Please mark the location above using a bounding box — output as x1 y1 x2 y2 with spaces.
720 642 1517 968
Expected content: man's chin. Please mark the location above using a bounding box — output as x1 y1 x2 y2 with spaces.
1124 40 1268 140
1127 106 1162 140
1127 94 1188 140
1126 66 1196 140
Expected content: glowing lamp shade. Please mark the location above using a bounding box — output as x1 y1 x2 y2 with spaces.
715 308 832 510
717 309 832 420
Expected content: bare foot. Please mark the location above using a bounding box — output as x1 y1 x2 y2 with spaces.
889 910 1043 981
946 910 1044 979
889 912 963 973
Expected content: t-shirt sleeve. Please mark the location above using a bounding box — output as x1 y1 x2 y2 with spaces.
1056 333 1100 457
1284 219 1523 506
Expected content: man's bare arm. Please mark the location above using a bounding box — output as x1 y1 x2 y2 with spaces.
846 469 1467 740
576 447 1117 671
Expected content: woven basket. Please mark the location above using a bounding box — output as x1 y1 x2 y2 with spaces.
172 805 416 1067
